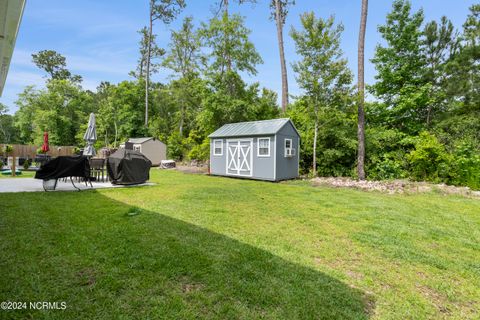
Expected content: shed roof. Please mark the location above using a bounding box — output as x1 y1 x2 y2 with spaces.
208 118 298 138
127 137 157 144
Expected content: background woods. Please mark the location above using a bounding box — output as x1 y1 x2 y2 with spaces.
1 0 479 189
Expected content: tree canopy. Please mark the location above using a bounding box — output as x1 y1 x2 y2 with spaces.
2 0 479 190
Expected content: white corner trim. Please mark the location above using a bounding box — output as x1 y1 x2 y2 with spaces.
273 135 277 181
297 136 300 176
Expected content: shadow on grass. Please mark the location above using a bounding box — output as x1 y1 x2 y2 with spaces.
0 191 374 319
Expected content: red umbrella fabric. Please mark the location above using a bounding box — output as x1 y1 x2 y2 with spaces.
41 131 49 153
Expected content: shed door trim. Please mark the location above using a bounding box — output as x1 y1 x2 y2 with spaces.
226 138 253 177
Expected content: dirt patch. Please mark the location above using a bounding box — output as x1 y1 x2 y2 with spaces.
76 268 97 287
178 276 204 294
417 284 452 315
173 165 208 174
310 177 480 198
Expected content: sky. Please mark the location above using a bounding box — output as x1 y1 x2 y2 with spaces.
0 0 477 114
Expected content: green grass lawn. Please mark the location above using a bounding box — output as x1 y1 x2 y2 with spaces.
0 170 479 319
0 170 36 178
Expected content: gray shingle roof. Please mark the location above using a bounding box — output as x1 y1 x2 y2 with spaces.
208 118 295 138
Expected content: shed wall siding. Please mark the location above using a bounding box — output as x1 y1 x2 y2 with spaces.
251 135 275 180
275 122 300 180
210 136 276 180
210 138 226 175
140 140 167 166
209 120 300 181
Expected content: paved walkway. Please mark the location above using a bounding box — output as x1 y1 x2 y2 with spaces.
0 178 153 193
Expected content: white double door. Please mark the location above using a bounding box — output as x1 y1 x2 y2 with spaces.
226 139 253 177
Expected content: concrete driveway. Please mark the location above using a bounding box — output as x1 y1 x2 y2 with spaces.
0 178 153 193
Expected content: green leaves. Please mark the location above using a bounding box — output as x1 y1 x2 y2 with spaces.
31 50 82 83
291 13 352 104
163 16 202 79
14 80 93 146
290 12 353 175
371 0 426 125
200 13 263 77
150 0 186 24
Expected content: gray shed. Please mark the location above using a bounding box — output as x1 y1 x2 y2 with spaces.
208 118 300 181
119 137 167 166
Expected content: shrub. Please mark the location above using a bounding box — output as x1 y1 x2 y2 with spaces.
23 159 32 170
407 132 452 182
167 132 186 161
4 145 13 154
450 142 480 190
368 156 406 180
365 128 409 180
188 138 210 161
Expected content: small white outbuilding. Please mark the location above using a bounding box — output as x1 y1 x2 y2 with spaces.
208 118 300 181
120 137 167 166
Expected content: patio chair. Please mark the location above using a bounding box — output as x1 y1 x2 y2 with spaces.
35 154 51 168
89 158 106 182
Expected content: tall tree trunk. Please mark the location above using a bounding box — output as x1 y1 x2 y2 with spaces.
179 94 185 137
104 129 108 147
179 106 184 137
313 106 318 176
139 56 145 78
274 0 289 113
225 3 232 73
114 121 118 148
145 2 153 128
357 0 368 180
426 105 432 126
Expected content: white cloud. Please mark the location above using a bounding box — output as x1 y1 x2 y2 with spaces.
5 71 45 87
9 49 35 68
67 54 133 76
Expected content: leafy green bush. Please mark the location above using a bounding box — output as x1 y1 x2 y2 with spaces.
4 145 13 154
167 132 186 160
188 139 210 161
368 156 406 180
365 128 409 180
450 142 480 190
23 159 32 170
287 98 357 177
406 132 452 182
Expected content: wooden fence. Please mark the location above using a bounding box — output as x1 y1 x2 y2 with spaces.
0 144 75 159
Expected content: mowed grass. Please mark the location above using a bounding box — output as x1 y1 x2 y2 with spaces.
0 170 35 179
0 170 479 319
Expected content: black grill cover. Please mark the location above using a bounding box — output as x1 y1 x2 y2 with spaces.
107 149 151 185
34 156 90 180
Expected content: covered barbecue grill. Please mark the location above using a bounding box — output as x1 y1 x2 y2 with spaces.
34 155 91 191
107 149 151 185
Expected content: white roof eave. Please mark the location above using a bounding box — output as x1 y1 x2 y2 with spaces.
0 0 26 97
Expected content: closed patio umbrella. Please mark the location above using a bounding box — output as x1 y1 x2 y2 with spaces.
41 131 49 153
83 113 97 156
